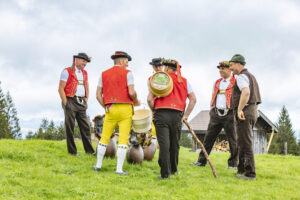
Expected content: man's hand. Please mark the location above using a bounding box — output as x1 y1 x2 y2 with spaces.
63 99 67 106
182 115 189 123
133 99 140 106
238 109 246 120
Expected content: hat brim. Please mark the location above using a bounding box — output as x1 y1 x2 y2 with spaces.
217 65 229 68
229 60 246 65
74 55 91 62
163 63 182 68
111 55 132 61
149 62 162 66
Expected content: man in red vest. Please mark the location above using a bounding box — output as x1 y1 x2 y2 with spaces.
94 51 140 175
58 52 95 155
148 59 196 179
191 61 238 169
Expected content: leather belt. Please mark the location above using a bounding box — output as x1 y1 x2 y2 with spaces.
74 96 85 105
215 108 229 117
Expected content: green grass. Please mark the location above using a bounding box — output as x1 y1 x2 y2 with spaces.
0 139 299 200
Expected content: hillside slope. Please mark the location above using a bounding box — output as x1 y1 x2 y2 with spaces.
0 139 299 200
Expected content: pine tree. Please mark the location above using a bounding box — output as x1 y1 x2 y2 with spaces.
5 92 21 139
0 82 10 138
269 106 298 155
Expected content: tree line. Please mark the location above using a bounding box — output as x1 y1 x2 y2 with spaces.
0 82 21 139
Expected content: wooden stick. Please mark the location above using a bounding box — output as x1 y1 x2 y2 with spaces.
183 119 218 178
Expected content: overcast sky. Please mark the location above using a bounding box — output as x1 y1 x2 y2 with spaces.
0 0 300 139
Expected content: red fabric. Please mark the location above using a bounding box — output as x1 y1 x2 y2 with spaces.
64 66 88 97
210 76 236 108
154 72 188 111
102 66 133 104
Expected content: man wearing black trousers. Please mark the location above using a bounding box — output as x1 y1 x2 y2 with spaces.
58 53 95 156
148 59 196 179
191 61 238 169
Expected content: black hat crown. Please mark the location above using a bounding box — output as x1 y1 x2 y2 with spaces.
74 52 91 62
111 51 132 61
149 58 163 66
162 58 181 68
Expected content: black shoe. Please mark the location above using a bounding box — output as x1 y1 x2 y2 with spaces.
236 174 256 180
191 161 206 167
171 171 180 175
93 165 101 171
157 175 170 180
115 171 128 175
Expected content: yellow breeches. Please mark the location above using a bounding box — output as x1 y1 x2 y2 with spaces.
100 104 133 145
151 122 156 137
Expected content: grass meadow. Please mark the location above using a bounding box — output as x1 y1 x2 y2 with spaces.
0 139 299 200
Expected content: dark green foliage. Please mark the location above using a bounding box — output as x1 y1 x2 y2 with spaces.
269 106 299 155
180 133 192 148
0 82 20 139
0 82 10 138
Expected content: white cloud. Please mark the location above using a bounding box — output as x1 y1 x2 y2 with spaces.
1 0 300 137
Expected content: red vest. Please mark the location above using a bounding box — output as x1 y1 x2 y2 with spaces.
64 66 88 97
154 72 188 111
102 66 133 105
210 76 236 109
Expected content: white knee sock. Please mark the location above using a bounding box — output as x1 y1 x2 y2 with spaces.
116 145 128 173
152 137 157 145
95 142 107 169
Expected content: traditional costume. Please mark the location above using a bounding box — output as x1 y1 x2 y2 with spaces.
192 61 238 168
60 52 95 155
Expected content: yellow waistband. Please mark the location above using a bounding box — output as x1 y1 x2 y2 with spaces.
218 90 226 94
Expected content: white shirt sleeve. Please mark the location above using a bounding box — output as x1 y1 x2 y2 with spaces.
98 73 103 87
60 69 69 82
127 71 134 85
187 80 193 94
236 74 250 91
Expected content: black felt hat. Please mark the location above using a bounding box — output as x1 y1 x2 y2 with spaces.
73 52 91 62
149 58 163 66
162 59 181 68
111 51 132 61
217 61 229 68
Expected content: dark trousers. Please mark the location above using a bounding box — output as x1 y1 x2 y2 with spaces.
153 109 183 178
198 109 238 167
62 97 95 155
234 105 258 178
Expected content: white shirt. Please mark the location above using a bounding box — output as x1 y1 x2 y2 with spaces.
236 74 250 91
60 67 86 97
97 70 134 87
212 76 231 110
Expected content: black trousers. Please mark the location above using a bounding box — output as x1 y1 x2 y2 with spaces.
62 96 95 155
153 109 183 178
197 109 238 167
234 105 258 178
